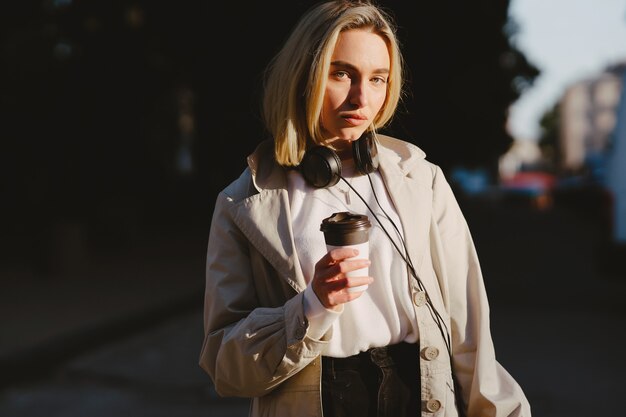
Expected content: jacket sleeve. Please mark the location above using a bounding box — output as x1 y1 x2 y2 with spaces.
431 166 532 417
198 190 328 398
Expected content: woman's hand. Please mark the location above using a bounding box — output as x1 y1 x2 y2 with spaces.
312 247 373 311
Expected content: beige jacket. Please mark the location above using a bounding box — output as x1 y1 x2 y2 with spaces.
199 135 531 417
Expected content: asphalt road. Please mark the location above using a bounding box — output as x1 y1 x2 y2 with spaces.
1 198 624 417
0 309 250 417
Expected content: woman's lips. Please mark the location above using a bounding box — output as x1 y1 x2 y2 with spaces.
342 115 367 126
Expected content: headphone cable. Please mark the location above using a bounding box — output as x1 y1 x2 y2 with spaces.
339 173 468 416
339 175 452 354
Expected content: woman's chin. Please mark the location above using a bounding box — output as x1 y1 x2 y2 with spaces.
337 132 364 142
323 130 364 149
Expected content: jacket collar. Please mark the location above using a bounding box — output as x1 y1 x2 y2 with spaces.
245 134 428 192
233 139 305 292
246 139 287 192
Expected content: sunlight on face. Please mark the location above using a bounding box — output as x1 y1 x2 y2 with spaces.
321 29 390 153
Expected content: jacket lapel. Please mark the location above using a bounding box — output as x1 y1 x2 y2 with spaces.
232 189 307 294
231 140 307 293
377 138 433 274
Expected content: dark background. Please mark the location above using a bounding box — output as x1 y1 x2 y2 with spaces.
1 0 539 273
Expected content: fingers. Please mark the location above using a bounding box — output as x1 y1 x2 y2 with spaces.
312 248 372 310
324 274 372 292
316 247 360 267
315 258 370 290
319 274 373 309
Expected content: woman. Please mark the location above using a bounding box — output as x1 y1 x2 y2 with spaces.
199 1 531 416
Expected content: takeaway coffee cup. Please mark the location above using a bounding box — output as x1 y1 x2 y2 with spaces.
320 211 372 292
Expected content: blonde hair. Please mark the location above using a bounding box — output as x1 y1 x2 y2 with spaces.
262 1 404 166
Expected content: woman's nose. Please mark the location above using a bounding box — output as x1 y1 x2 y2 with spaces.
349 81 368 108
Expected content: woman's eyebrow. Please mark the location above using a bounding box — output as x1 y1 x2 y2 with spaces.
330 60 390 74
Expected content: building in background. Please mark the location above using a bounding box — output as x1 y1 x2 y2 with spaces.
558 60 626 247
606 71 626 245
559 61 626 177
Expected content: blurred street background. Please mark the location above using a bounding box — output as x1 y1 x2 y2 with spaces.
1 1 625 416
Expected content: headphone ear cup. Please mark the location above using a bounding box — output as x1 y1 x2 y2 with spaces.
352 132 379 174
299 145 342 188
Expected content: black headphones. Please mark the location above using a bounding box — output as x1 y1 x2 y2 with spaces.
298 132 379 188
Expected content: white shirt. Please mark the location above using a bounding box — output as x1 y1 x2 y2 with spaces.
287 160 418 357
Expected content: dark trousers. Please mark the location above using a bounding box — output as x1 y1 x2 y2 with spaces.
321 342 421 417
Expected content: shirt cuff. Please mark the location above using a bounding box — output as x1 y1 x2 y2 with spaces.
303 285 342 340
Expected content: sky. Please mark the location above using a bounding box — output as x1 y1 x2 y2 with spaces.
507 0 626 142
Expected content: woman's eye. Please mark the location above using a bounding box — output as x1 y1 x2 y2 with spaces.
334 71 349 80
372 76 387 85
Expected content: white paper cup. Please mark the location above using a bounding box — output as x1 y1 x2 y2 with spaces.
321 212 372 293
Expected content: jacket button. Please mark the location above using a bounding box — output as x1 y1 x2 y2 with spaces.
412 291 426 307
426 399 442 412
421 346 439 361
294 326 306 340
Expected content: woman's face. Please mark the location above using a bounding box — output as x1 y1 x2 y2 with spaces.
321 29 390 153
